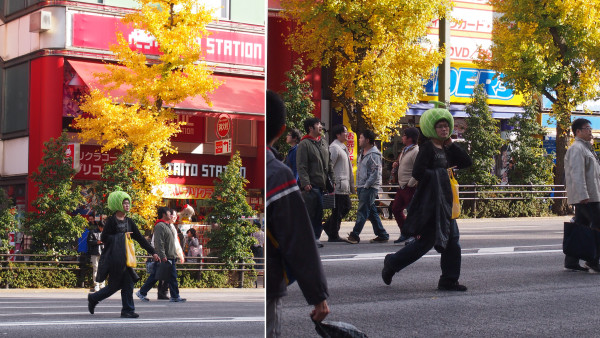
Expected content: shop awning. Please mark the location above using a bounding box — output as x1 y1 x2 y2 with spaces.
67 60 264 120
407 102 524 119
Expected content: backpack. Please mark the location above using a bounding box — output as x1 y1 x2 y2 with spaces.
77 229 90 254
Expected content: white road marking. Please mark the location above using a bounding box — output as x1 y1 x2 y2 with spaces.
478 247 515 253
0 317 264 327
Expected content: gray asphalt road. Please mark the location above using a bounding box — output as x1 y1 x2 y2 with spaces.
280 217 600 337
0 288 264 337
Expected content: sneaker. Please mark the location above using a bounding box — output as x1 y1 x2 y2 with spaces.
565 265 589 272
370 236 389 243
135 290 150 302
438 281 467 291
393 235 407 244
343 233 360 244
87 294 98 315
315 239 324 248
382 254 394 285
170 297 187 303
120 312 140 318
404 237 416 246
584 262 600 273
94 286 100 292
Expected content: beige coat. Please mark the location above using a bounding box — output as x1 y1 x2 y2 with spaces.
565 137 600 204
329 139 355 195
397 144 419 188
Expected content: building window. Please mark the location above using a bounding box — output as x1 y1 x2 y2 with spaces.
1 62 29 135
203 0 229 20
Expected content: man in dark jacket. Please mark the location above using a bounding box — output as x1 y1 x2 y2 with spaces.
136 207 186 303
266 90 329 337
296 117 335 247
87 221 104 292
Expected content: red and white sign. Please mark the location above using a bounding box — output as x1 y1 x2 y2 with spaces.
155 184 215 200
65 143 81 170
74 145 119 180
215 138 232 155
72 13 265 68
216 114 231 138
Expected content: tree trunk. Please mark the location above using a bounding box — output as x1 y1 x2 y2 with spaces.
551 94 572 215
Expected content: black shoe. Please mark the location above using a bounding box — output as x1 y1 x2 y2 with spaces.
370 236 389 243
382 254 394 285
343 233 360 244
315 239 324 248
584 262 600 273
157 295 170 300
328 237 345 242
120 312 140 318
87 294 98 315
393 235 407 244
438 281 467 291
565 265 589 272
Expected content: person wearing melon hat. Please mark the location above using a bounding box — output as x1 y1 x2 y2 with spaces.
381 101 472 291
87 190 159 318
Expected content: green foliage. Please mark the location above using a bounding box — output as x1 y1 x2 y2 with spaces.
26 132 88 254
0 266 79 288
0 189 19 252
460 197 552 218
92 146 147 228
507 94 554 185
277 59 315 155
206 152 257 270
460 85 504 185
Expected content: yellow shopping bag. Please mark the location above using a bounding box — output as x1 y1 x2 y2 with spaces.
448 168 460 219
125 233 137 268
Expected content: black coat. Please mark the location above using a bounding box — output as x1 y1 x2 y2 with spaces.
403 141 471 251
96 215 155 284
87 227 103 256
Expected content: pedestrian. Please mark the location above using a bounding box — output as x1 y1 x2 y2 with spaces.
322 124 355 242
381 103 472 291
266 90 329 338
87 220 105 292
250 220 265 269
391 127 420 243
344 129 390 244
87 191 159 318
564 118 600 272
156 209 186 300
184 228 201 259
285 128 301 181
296 117 335 248
136 207 187 303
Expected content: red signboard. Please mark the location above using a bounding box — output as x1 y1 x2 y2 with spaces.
216 114 231 138
172 114 206 143
74 145 119 180
72 14 265 68
215 138 232 154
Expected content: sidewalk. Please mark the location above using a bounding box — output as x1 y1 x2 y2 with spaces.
0 288 264 300
330 216 572 241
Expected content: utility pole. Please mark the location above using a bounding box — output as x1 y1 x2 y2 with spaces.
438 17 451 104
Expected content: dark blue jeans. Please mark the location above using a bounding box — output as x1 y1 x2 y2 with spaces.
139 259 180 299
302 187 324 239
386 219 461 284
351 188 389 239
89 268 135 314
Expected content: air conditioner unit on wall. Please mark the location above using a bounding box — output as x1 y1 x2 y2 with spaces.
29 10 52 33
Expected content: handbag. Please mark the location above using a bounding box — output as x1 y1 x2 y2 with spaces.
563 221 599 262
447 168 460 219
322 193 336 209
156 260 172 281
125 232 137 268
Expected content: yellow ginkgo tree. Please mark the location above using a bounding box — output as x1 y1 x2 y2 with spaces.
281 0 452 139
74 0 220 225
479 0 600 214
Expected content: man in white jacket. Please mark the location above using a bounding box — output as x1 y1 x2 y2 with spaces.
564 118 600 273
323 125 355 242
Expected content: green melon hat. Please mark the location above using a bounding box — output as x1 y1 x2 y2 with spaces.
420 101 454 140
107 190 132 213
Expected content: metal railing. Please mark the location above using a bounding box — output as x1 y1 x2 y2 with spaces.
373 184 567 203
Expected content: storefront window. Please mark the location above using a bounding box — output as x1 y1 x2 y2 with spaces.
204 0 229 20
3 0 42 16
2 62 29 134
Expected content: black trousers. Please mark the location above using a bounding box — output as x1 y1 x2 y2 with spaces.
565 202 600 267
323 194 352 240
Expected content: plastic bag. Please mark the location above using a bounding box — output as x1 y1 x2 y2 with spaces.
125 232 137 268
448 168 460 219
314 319 368 338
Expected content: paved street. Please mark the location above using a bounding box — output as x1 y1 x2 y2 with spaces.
280 216 600 337
0 288 264 337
